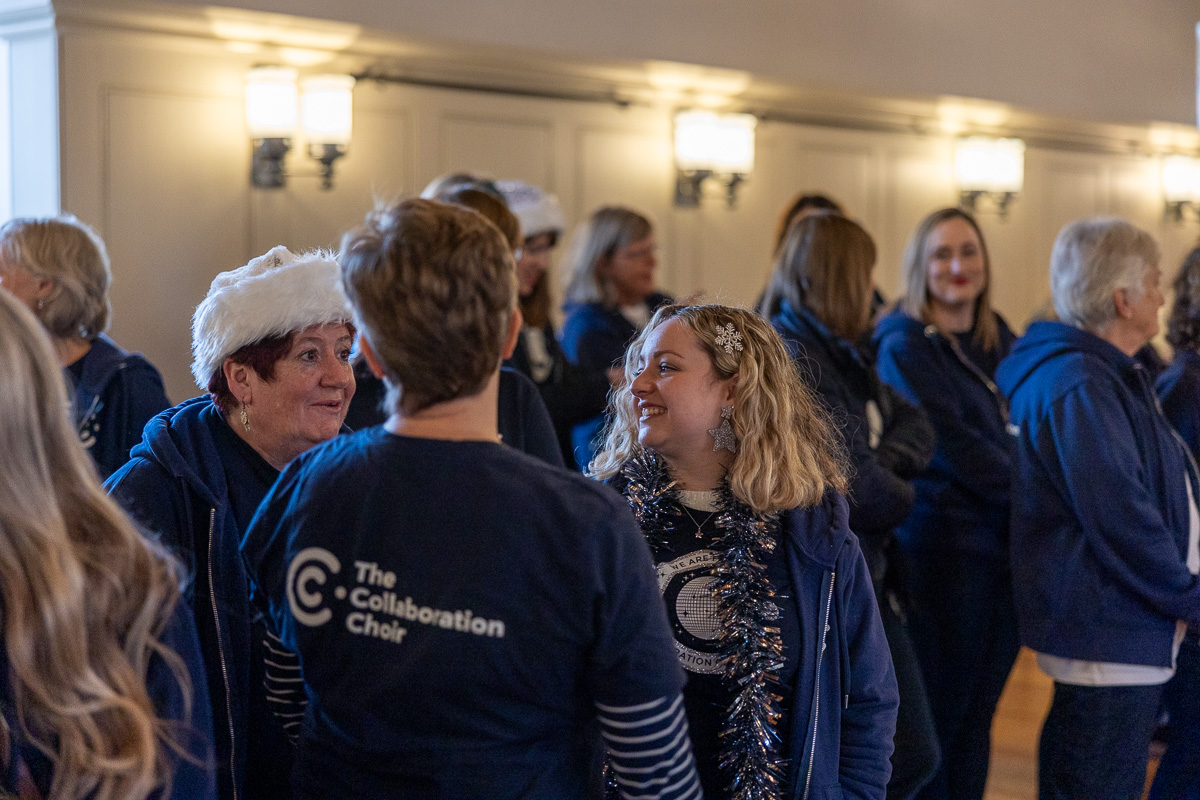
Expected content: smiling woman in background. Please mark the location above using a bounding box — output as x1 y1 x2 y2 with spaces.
107 246 356 800
874 207 1019 800
0 215 170 479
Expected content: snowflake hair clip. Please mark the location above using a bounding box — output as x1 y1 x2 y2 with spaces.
714 322 744 356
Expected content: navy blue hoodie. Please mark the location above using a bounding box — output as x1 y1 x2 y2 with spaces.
561 292 672 468
772 301 935 581
1158 350 1200 458
873 310 1015 558
68 334 170 480
996 320 1200 666
106 398 294 800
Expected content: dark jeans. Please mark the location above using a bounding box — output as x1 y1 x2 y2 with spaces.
1150 632 1200 800
881 591 941 800
1039 681 1163 800
905 549 1021 800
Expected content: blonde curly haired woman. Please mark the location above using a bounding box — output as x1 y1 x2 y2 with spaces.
0 290 213 799
592 304 898 800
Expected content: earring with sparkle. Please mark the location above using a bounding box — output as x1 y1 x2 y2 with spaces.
709 406 737 453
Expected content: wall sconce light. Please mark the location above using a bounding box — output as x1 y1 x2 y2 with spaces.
1162 155 1200 222
673 110 756 208
300 74 355 190
245 66 355 190
954 137 1025 219
246 66 298 189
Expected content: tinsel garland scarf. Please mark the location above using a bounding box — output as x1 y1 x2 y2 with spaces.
619 450 787 800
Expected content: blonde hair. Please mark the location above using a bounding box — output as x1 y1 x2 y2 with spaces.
899 207 1001 351
762 214 876 340
339 198 517 415
591 304 848 514
0 291 192 800
0 215 113 341
562 207 653 306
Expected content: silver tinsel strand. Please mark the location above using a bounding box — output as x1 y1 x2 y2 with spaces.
617 452 786 800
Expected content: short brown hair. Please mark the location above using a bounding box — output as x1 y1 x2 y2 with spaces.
765 214 876 341
339 198 517 415
206 333 293 414
773 193 843 253
434 186 521 250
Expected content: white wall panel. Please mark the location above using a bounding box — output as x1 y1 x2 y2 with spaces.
104 89 247 401
439 115 553 190
52 21 1200 401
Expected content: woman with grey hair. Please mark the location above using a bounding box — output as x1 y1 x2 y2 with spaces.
996 218 1200 800
561 206 671 469
0 215 170 478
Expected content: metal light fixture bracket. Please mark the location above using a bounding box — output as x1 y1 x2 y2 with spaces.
959 190 1017 221
251 138 292 189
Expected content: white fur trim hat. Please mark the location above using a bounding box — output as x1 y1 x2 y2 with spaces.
190 245 351 389
496 180 565 240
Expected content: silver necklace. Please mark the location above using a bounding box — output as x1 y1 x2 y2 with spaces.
680 503 718 539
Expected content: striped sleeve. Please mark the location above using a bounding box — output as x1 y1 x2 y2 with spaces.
263 629 307 744
596 694 703 800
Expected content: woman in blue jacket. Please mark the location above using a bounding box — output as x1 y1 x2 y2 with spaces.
0 215 170 479
767 213 939 800
107 246 356 800
1151 243 1200 800
996 218 1200 800
0 290 213 800
873 208 1019 800
592 304 898 799
561 206 671 469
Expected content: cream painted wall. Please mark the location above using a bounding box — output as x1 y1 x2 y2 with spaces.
49 14 1200 403
147 0 1200 127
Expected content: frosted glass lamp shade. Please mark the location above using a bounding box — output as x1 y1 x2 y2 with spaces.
1162 155 1200 203
954 137 1025 194
245 66 298 139
674 110 756 175
301 74 355 146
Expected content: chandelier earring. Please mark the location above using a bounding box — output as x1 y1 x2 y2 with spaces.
709 405 737 453
240 402 250 432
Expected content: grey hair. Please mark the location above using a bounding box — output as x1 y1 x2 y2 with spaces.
1050 217 1160 333
562 206 652 306
0 214 112 340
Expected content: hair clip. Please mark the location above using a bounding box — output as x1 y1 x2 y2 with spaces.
715 323 744 355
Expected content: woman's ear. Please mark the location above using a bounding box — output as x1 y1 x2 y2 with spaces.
501 308 524 360
723 374 739 406
223 358 253 404
359 336 387 380
1113 287 1134 321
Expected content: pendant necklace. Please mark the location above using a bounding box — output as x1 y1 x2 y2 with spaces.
678 491 718 539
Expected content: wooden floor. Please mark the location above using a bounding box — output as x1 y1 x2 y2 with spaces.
982 648 1160 800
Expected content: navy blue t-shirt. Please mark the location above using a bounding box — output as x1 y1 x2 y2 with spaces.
241 428 683 799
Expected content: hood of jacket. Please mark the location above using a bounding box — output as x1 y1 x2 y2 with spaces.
127 395 230 510
872 307 929 350
781 490 852 572
996 320 1134 400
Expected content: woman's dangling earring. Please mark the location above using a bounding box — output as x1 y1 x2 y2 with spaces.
240 402 250 432
709 405 737 453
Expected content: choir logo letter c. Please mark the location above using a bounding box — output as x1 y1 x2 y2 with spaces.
286 547 342 627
